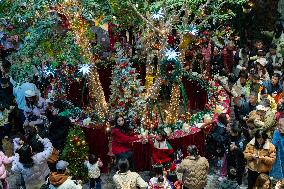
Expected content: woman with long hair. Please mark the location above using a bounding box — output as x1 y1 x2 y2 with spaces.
11 138 53 189
112 114 139 171
253 173 271 189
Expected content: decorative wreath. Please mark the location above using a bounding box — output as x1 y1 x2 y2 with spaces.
160 58 182 83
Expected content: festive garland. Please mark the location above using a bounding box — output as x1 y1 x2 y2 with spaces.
183 72 230 126
137 72 230 138
160 58 182 83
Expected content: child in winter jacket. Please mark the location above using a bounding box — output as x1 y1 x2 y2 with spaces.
0 151 13 189
149 130 174 168
49 160 82 189
84 154 103 189
148 164 173 189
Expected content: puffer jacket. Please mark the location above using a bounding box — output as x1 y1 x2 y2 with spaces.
11 138 53 188
244 138 276 173
113 170 148 189
0 151 12 179
176 155 209 189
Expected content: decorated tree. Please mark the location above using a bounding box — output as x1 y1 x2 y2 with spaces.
0 0 108 117
109 49 145 119
61 125 89 180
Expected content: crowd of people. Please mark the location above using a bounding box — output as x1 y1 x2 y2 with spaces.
0 25 284 188
109 39 284 189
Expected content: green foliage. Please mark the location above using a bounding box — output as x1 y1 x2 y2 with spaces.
109 49 145 119
61 125 89 181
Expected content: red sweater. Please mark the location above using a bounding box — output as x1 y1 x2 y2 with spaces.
111 128 138 155
149 139 174 164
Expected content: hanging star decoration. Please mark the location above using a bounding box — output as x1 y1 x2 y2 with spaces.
152 9 164 20
78 64 92 76
164 48 181 60
43 66 55 78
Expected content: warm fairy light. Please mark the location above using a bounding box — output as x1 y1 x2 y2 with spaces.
56 0 108 117
166 83 181 124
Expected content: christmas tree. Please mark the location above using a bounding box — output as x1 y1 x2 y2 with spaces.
61 125 89 181
109 51 145 119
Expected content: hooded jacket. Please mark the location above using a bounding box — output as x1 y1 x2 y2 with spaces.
49 171 82 189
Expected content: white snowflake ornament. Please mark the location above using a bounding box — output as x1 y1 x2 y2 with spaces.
152 9 164 20
43 66 55 78
164 48 181 60
78 64 92 76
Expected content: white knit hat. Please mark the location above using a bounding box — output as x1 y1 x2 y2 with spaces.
56 160 69 170
24 90 36 97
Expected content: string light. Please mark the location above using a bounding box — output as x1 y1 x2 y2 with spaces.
165 83 181 124
56 0 108 117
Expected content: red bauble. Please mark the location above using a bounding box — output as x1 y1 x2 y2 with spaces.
119 101 125 107
203 31 209 35
134 93 139 97
226 26 231 32
129 70 135 75
120 62 128 68
73 136 79 142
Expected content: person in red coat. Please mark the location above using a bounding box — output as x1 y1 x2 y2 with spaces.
222 42 236 76
149 129 174 169
112 115 139 170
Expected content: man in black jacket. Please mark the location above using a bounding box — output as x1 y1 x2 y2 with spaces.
46 100 71 172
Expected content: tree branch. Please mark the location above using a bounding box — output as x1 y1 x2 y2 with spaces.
129 3 163 35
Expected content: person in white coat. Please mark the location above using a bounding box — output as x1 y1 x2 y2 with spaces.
11 138 53 189
113 159 148 189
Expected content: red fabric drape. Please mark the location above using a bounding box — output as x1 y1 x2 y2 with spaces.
182 77 208 110
66 80 89 107
83 126 110 173
132 131 205 172
98 67 112 102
